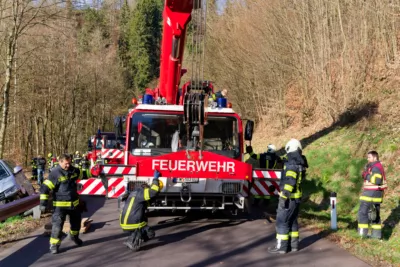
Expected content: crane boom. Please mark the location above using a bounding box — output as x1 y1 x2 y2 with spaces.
159 0 194 104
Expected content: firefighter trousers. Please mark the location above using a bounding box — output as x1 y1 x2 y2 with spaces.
276 198 300 249
358 200 381 239
50 208 81 246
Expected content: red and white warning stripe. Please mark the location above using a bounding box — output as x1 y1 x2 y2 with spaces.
252 169 282 179
101 149 124 159
101 165 136 176
78 178 125 198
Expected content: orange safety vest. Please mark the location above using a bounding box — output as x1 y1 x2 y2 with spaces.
363 162 388 191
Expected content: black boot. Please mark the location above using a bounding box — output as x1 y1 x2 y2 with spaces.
49 244 59 254
268 239 289 254
124 230 143 251
70 235 83 246
290 237 299 252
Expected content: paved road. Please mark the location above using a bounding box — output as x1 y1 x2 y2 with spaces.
0 196 370 267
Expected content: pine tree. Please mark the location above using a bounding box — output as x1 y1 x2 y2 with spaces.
127 0 163 96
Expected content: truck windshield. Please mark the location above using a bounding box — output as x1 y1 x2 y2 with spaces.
129 112 240 158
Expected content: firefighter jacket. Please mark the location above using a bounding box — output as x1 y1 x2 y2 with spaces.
73 156 82 168
81 157 90 170
31 158 37 169
47 157 53 169
40 165 82 209
361 161 387 203
35 157 46 169
120 179 161 231
279 151 307 199
246 146 282 169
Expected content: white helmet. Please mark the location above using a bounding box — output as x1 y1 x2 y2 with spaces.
285 139 302 154
266 144 276 153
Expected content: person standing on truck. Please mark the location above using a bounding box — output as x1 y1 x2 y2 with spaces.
119 170 162 251
268 138 307 254
36 155 46 185
39 154 84 254
358 150 387 239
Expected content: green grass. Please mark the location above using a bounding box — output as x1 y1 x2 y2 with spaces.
298 126 400 266
0 215 23 230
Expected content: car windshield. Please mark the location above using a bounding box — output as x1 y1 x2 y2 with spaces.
129 112 240 158
0 162 11 181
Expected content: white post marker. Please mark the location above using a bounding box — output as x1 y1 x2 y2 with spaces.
330 192 337 230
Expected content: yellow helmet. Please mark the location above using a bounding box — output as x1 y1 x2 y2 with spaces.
158 180 164 191
48 153 52 157
75 151 80 155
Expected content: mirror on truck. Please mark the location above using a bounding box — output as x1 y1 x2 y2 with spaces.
244 120 254 141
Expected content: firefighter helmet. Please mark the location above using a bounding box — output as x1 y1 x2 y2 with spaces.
266 144 276 153
75 151 80 155
48 153 52 158
285 139 302 154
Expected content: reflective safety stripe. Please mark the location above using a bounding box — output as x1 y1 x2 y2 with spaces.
79 169 83 179
371 224 382 230
40 194 49 200
286 171 297 179
358 224 369 229
44 180 55 190
73 199 79 207
276 234 289 240
370 173 381 184
279 192 288 199
290 192 302 199
120 221 147 230
360 196 382 203
284 184 294 192
124 197 135 225
151 184 159 192
70 230 79 235
58 176 68 182
144 188 150 201
50 237 61 245
53 201 72 207
289 231 299 238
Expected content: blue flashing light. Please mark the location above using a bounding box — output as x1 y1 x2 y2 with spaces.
143 94 154 104
217 97 227 108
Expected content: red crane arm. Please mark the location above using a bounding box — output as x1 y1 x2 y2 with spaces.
159 0 193 105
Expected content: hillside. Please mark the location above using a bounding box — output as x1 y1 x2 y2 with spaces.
250 90 400 266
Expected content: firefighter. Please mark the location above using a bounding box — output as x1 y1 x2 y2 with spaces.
31 157 38 181
268 138 307 254
47 153 53 173
119 170 162 251
39 154 84 254
36 155 46 185
73 151 82 169
358 150 387 239
81 153 91 179
245 141 283 204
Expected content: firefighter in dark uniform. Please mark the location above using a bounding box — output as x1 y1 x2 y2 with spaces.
268 139 308 254
39 154 84 254
358 151 387 239
120 170 162 251
31 158 38 181
73 151 82 169
81 153 91 179
246 141 283 204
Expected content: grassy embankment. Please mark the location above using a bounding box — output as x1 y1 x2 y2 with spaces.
252 122 400 266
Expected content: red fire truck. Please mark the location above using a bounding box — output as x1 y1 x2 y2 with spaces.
78 0 281 213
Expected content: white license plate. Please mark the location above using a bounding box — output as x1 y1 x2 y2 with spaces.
176 178 199 183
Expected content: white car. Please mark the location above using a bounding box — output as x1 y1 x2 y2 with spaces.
0 160 34 205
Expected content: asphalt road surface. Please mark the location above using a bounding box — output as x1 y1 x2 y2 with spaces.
0 196 370 267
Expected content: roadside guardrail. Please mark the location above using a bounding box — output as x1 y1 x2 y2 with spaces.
0 194 40 222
